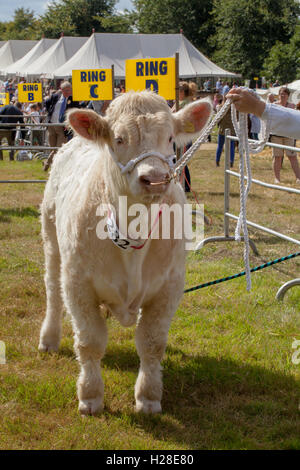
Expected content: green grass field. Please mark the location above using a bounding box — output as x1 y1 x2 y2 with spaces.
0 146 300 450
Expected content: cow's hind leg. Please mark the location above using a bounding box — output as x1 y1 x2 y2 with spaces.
62 276 108 416
135 285 182 414
39 212 63 352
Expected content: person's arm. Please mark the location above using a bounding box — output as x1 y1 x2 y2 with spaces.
44 94 52 112
227 87 300 140
227 88 265 116
261 103 300 140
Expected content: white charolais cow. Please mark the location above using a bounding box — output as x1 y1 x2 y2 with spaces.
38 90 211 415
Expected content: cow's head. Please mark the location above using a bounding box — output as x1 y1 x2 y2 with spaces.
67 91 212 201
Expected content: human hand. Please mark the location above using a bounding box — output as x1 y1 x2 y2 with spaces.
226 87 266 117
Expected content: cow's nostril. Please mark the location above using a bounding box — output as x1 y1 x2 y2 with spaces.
140 176 151 185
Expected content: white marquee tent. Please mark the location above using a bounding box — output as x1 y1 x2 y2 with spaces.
22 36 89 78
0 40 38 75
286 79 300 104
54 33 239 79
2 38 58 77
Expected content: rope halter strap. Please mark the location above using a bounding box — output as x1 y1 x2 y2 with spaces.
109 148 176 175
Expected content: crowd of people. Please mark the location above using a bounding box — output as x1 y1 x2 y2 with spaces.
0 79 122 167
0 77 300 186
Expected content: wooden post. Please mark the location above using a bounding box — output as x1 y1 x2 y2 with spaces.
175 52 179 112
111 64 115 100
175 52 181 162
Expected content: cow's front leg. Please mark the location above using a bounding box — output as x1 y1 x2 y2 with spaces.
135 285 183 414
39 212 63 352
62 277 108 416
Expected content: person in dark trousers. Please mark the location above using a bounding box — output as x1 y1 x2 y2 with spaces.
0 102 25 161
172 81 195 192
43 81 82 171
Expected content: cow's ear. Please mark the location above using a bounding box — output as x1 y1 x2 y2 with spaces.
173 99 212 146
67 109 110 142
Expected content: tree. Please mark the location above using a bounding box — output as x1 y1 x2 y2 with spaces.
95 12 134 33
38 0 116 38
1 7 39 40
210 0 300 78
262 25 300 84
131 0 215 56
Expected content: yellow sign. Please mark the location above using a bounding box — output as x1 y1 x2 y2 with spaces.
125 57 176 100
0 92 9 107
18 83 42 103
254 77 259 81
72 69 113 101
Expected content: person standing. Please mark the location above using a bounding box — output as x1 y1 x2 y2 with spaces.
175 81 195 191
249 113 261 140
215 96 236 167
43 81 81 171
30 103 43 146
222 82 230 96
216 78 223 95
87 99 110 116
0 102 25 161
269 86 300 184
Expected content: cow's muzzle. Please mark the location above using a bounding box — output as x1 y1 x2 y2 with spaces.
109 148 176 176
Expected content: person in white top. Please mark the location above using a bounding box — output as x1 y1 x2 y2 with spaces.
227 87 300 184
269 87 300 184
30 103 43 146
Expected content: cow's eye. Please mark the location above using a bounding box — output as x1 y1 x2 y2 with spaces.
115 137 124 145
169 136 173 143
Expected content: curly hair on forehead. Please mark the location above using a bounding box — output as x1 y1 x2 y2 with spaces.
106 90 170 122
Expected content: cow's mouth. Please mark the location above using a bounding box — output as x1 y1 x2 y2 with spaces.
148 177 171 186
140 175 171 192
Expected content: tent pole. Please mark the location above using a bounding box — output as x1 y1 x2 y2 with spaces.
175 52 180 162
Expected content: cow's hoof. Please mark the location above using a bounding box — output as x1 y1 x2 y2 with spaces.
38 341 59 353
135 399 162 414
78 397 103 416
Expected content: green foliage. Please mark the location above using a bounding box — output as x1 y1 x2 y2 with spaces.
0 8 40 40
262 25 300 84
95 12 134 33
210 0 300 78
38 0 116 38
132 0 215 56
0 0 299 82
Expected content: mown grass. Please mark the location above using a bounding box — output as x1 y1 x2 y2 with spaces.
0 146 300 450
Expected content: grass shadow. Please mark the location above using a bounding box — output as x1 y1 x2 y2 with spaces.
101 343 300 449
102 344 140 372
0 207 40 223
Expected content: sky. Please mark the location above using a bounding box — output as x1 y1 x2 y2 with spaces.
0 0 133 22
